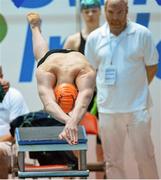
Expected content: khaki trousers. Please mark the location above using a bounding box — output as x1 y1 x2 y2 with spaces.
0 142 11 179
99 109 159 179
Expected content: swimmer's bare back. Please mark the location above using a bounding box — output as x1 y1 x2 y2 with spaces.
36 51 95 85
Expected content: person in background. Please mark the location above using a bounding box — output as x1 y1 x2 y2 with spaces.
64 0 101 116
64 0 101 54
0 65 29 179
85 0 159 178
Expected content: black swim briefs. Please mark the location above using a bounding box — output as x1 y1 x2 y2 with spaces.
37 49 75 67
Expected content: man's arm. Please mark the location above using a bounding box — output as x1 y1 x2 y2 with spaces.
146 64 158 84
36 69 71 124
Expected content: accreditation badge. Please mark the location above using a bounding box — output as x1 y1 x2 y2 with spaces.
104 65 117 85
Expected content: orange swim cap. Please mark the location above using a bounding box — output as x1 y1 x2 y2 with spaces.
54 83 78 113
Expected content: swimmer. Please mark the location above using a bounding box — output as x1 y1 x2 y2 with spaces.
27 12 96 145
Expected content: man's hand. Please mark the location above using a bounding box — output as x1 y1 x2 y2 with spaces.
59 120 78 145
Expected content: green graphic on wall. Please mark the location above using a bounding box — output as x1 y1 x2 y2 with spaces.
0 14 7 42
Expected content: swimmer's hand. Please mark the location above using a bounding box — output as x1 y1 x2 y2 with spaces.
59 120 78 145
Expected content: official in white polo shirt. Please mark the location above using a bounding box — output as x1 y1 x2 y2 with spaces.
85 0 159 179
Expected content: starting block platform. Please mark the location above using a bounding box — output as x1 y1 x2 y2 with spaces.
15 126 89 178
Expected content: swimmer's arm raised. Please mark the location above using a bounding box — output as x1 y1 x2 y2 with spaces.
36 70 71 124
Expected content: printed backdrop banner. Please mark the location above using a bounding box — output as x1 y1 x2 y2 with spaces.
0 0 161 177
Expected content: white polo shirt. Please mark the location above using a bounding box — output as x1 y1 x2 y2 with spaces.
0 87 29 136
85 21 158 113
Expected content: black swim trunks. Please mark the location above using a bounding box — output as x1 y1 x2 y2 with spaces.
37 49 75 67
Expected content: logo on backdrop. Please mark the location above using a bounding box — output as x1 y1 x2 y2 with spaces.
7 0 161 81
0 14 7 43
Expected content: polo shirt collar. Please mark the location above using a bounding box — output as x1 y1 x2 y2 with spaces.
100 20 137 39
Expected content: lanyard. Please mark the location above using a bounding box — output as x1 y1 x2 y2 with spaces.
108 32 126 65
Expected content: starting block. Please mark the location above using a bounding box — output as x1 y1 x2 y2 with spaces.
15 126 89 178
